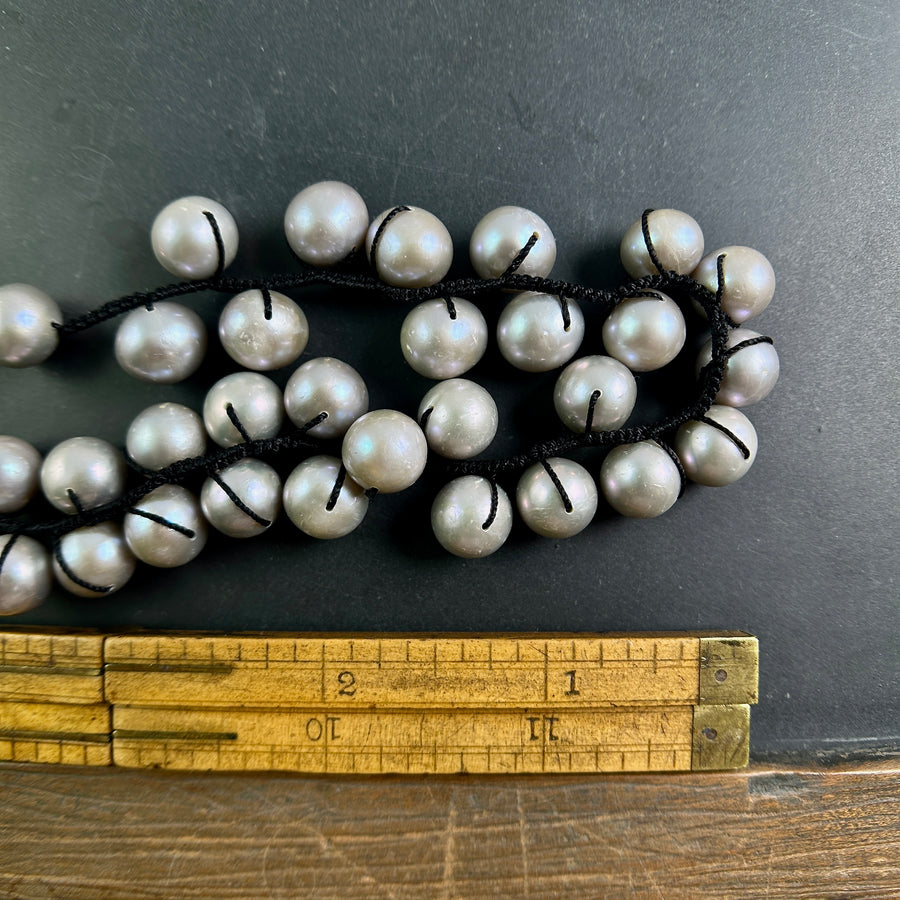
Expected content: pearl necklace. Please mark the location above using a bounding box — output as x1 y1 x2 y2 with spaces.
0 184 780 615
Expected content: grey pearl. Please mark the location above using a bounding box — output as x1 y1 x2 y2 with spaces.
284 181 369 266
516 458 598 539
124 484 208 567
53 522 136 598
151 195 239 280
496 292 585 373
366 206 453 287
284 357 368 439
201 458 281 538
599 441 681 518
0 283 61 368
203 372 284 448
0 534 52 615
620 208 704 278
554 356 637 433
418 379 498 460
126 402 207 470
675 405 758 486
115 301 207 383
218 289 309 371
469 206 557 279
602 291 686 372
696 328 780 407
431 476 512 558
400 298 488 379
40 437 126 514
0 436 41 513
692 246 776 323
342 409 428 493
283 455 368 539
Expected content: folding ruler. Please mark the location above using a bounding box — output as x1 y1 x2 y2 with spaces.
0 630 757 774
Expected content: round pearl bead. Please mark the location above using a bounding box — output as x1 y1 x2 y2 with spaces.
675 405 758 486
218 289 308 371
126 402 207 471
418 379 498 460
496 292 585 373
40 437 126 514
431 476 513 558
114 301 207 383
692 246 776 323
516 458 598 539
151 196 239 280
0 283 61 368
400 298 488 379
602 291 686 372
620 209 704 277
0 535 53 615
284 181 369 266
599 441 681 518
366 206 453 287
283 455 369 539
554 356 637 433
203 373 284 448
0 436 41 513
342 409 428 493
53 522 136 597
469 206 557 279
124 485 208 567
284 357 369 439
696 328 780 407
200 458 281 538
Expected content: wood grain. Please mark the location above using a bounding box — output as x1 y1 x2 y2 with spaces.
0 760 896 899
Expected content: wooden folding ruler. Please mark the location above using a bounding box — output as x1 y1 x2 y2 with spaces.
0 629 757 774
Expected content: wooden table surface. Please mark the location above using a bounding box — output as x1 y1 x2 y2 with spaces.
1 758 897 898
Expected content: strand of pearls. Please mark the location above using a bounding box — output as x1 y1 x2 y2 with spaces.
0 185 779 612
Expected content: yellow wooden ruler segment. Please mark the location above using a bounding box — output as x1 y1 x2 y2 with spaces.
0 630 757 774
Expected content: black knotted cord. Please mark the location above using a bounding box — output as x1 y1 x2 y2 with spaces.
14 235 743 549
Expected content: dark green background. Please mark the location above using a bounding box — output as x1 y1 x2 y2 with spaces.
1 1 897 756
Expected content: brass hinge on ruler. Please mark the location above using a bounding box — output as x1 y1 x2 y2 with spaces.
0 630 757 775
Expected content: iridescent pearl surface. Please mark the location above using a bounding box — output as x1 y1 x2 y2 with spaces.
40 437 126 514
400 298 488 379
0 535 52 615
283 455 368 539
431 476 513 558
341 409 428 493
496 292 584 373
200 458 281 538
284 357 369 439
620 208 704 277
114 302 207 383
469 206 557 279
0 436 41 513
218 290 308 371
692 246 776 323
0 283 61 367
124 484 207 567
602 292 686 372
418 379 498 460
696 328 780 407
203 373 284 448
151 195 239 280
53 522 136 598
599 441 681 518
516 458 598 539
284 181 369 266
125 402 207 470
366 206 453 287
554 356 637 433
675 405 758 486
